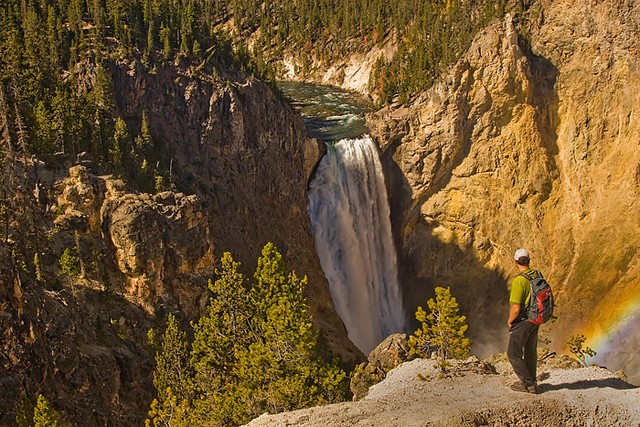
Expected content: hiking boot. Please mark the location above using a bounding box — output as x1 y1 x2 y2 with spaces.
510 381 536 393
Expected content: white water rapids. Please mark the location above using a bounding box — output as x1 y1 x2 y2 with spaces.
308 135 406 354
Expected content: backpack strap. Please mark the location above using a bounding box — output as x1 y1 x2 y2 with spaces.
517 270 542 281
517 270 540 313
517 271 532 281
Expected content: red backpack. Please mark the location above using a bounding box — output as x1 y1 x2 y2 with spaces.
519 270 555 325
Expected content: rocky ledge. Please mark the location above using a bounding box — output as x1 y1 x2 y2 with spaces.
244 354 639 426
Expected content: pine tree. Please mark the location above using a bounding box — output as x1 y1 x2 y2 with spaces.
160 24 172 58
146 313 193 427
148 244 348 426
408 286 471 373
137 112 153 156
33 394 60 427
110 117 129 176
189 251 252 425
234 243 347 419
15 390 34 427
33 100 57 155
59 246 81 281
145 19 156 64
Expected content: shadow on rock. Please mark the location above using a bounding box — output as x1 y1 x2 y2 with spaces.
539 378 637 392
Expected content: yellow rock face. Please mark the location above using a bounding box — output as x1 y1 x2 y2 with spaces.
369 2 640 380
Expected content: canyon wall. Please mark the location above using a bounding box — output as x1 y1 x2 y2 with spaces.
0 63 359 425
369 1 640 381
108 62 356 361
278 39 397 94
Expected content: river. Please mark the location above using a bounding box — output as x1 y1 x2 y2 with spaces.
278 81 371 142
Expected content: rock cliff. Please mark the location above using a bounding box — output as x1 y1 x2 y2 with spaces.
279 39 397 94
107 61 359 360
368 0 640 382
0 60 359 425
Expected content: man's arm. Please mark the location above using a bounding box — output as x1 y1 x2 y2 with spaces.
508 304 522 329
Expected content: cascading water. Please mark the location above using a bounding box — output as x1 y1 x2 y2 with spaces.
308 135 406 354
279 81 406 354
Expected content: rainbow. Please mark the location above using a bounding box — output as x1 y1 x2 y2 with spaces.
589 299 640 351
585 296 640 385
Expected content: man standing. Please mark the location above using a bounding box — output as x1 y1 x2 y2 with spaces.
507 248 539 393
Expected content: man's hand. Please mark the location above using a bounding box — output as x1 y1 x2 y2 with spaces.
508 304 522 329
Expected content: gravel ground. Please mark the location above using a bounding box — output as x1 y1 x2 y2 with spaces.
244 356 640 426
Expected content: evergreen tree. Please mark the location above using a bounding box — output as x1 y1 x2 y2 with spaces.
408 286 471 373
33 394 60 427
110 117 129 176
189 251 252 425
160 24 172 58
145 19 156 64
137 112 153 154
146 313 193 427
15 390 34 427
148 244 348 426
33 100 58 155
154 172 167 193
59 246 81 280
235 243 346 420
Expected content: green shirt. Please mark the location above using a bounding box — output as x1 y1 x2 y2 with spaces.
509 268 539 307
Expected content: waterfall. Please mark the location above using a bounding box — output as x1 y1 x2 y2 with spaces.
308 135 406 354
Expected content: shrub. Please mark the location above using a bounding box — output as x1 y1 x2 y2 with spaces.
408 286 471 372
566 334 596 367
59 247 80 280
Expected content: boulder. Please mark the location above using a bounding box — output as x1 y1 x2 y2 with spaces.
350 333 409 400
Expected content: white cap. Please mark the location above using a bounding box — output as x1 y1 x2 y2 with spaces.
514 248 530 263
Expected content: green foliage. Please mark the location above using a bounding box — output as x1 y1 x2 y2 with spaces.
408 286 471 373
220 0 514 104
147 327 159 350
0 0 534 201
235 243 346 416
111 117 131 176
33 394 60 427
15 390 34 427
153 314 193 403
147 313 193 427
566 334 596 367
365 0 509 105
59 246 81 280
0 0 268 195
147 243 348 427
33 252 43 282
146 391 191 427
154 174 167 193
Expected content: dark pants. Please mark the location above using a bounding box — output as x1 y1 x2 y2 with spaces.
507 320 539 387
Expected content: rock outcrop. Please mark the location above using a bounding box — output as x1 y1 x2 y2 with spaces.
368 1 640 383
109 61 359 361
279 39 397 94
350 333 409 400
0 59 360 426
53 166 217 318
245 354 640 427
369 13 560 355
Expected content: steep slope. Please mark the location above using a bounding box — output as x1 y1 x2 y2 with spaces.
0 60 359 425
527 0 640 383
368 1 640 382
107 60 354 357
